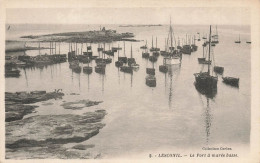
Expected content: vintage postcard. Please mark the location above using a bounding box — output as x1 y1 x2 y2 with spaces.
0 0 259 162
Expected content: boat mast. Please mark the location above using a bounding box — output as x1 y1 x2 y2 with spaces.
131 44 133 58
118 44 119 60
152 36 154 48
170 18 173 52
208 25 212 74
124 41 125 57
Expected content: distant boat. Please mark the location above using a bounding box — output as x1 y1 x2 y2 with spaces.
194 25 218 97
235 34 241 43
197 32 201 41
211 25 219 44
142 40 150 58
246 41 251 44
222 77 239 87
198 41 206 64
115 44 123 67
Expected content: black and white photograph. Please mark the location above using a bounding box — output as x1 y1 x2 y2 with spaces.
1 0 260 162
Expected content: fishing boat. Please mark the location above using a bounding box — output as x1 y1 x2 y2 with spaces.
246 41 251 44
145 75 156 87
97 43 103 51
83 53 92 74
150 36 160 52
95 48 106 74
121 44 133 73
213 66 224 75
191 35 198 52
129 45 139 70
159 57 168 73
194 25 218 96
211 26 219 44
197 32 201 41
152 37 160 57
181 35 192 54
69 60 81 73
119 42 128 63
147 53 156 75
198 41 206 64
142 40 150 58
164 17 181 65
5 68 20 77
115 44 123 67
140 40 148 49
160 40 168 56
222 77 239 87
235 34 241 43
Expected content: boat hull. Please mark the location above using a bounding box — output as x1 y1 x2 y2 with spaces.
222 77 239 87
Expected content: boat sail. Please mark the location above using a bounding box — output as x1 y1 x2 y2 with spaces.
194 25 218 96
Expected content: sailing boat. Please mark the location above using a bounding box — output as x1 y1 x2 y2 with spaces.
121 43 133 73
191 35 198 52
211 25 219 44
140 40 148 49
235 34 241 43
129 44 139 70
159 57 168 73
152 37 160 57
222 76 239 87
95 45 106 74
146 61 156 87
118 41 128 63
142 40 150 58
97 43 103 51
181 34 192 54
115 44 123 67
198 41 206 64
197 32 201 41
194 25 218 96
83 53 93 74
164 17 181 65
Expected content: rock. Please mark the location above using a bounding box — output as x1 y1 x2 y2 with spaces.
6 110 106 149
61 100 102 110
5 91 64 104
72 144 95 150
5 91 65 122
5 104 38 122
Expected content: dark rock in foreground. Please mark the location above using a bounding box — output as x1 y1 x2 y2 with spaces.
5 91 65 122
5 91 64 104
6 110 106 150
5 104 38 122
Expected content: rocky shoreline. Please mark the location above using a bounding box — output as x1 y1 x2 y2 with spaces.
5 91 107 159
5 91 64 122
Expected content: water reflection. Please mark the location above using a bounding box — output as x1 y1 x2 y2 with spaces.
194 83 217 99
204 98 212 143
167 64 181 109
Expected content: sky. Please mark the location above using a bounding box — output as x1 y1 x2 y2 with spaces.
6 7 250 25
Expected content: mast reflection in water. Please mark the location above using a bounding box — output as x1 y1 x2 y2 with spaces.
167 64 181 109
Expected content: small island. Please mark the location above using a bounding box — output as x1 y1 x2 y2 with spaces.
20 26 136 43
119 24 162 27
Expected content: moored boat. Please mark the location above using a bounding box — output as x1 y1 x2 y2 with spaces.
222 77 239 87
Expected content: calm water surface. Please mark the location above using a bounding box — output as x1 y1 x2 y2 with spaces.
5 24 251 158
